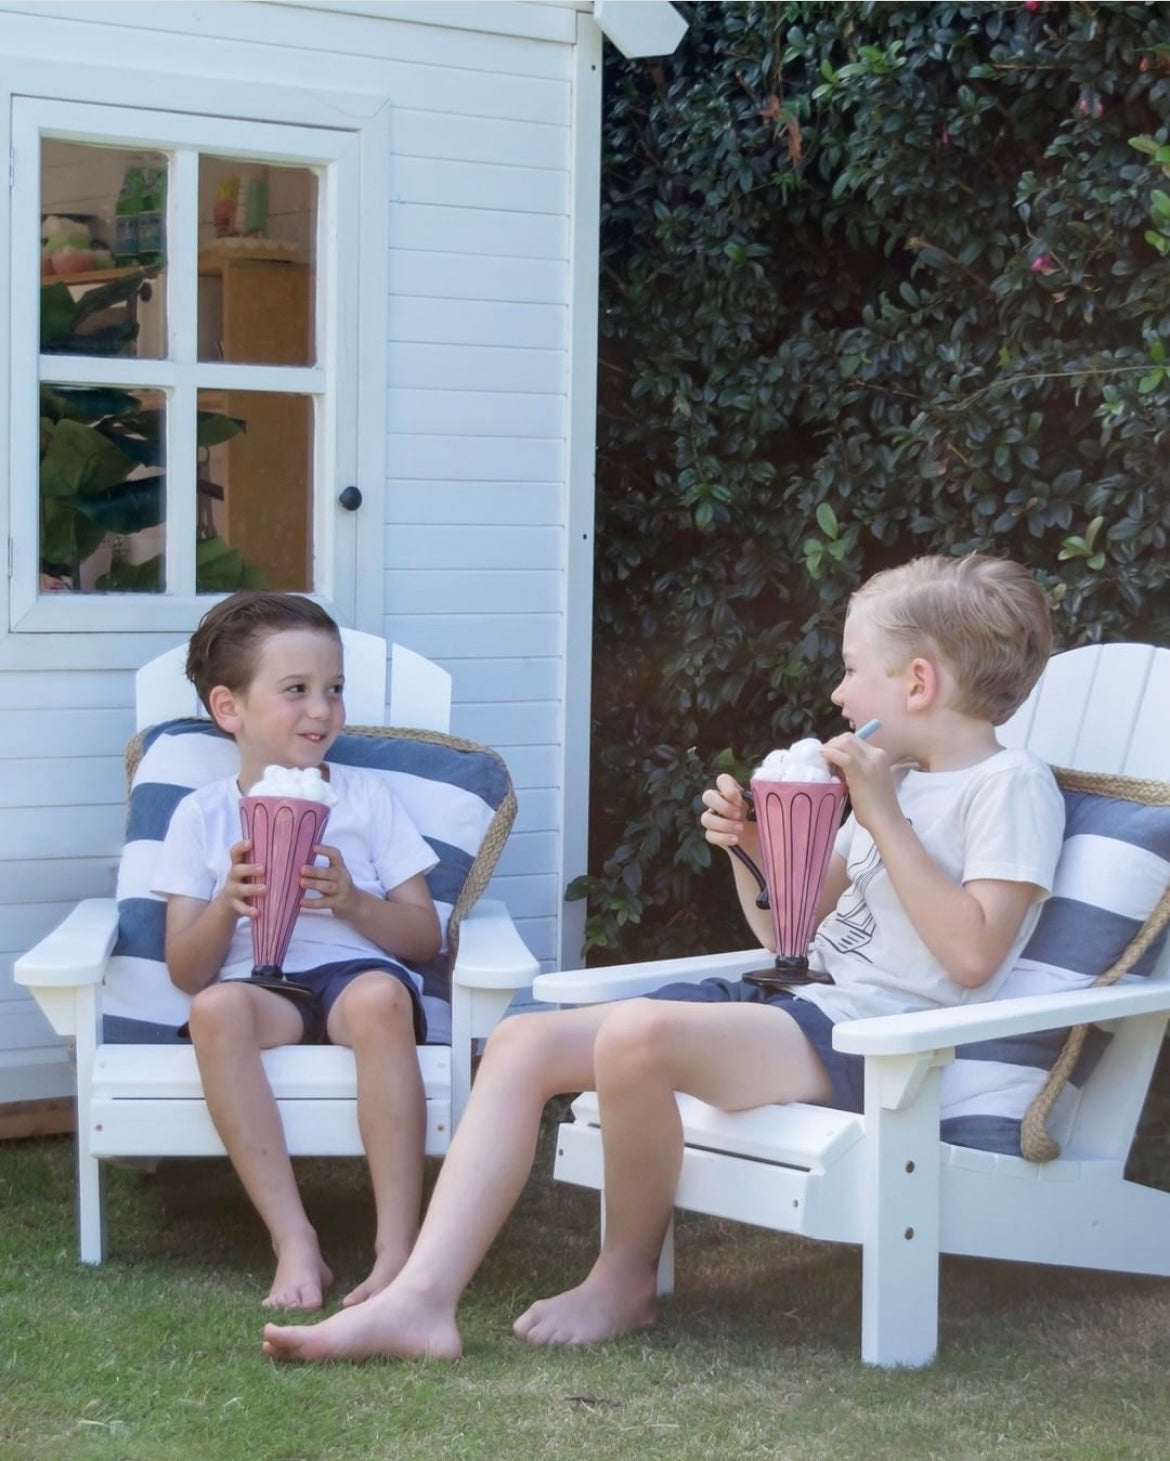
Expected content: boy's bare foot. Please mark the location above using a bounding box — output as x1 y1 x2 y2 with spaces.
512 1269 658 1347
262 1282 463 1363
341 1245 410 1307
262 1234 333 1311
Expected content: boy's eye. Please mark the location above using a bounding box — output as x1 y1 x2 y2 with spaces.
285 683 306 694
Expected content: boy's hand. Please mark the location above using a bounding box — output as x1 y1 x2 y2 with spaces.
218 838 263 919
298 844 358 916
700 773 760 858
821 732 900 832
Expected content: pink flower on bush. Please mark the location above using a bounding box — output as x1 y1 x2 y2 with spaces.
1030 254 1054 275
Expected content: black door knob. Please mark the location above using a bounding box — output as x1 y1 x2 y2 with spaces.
338 486 363 511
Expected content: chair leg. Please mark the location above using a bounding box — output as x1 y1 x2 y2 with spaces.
860 1056 942 1367
78 1149 107 1265
74 994 107 1264
598 1194 676 1296
656 1214 675 1297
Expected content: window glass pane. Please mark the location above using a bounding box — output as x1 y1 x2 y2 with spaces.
39 385 166 592
196 389 312 592
197 157 316 365
41 141 167 359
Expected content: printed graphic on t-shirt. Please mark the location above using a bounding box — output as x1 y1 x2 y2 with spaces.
818 838 882 963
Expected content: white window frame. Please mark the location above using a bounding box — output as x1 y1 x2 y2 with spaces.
1 63 390 647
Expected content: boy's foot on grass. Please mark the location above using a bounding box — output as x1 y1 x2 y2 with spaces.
262 1235 333 1311
341 1244 410 1307
262 1282 463 1362
512 1269 658 1347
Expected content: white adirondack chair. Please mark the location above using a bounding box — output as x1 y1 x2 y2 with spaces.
16 630 539 1263
533 643 1170 1368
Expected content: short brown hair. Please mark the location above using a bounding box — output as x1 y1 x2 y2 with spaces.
848 554 1052 725
185 592 342 715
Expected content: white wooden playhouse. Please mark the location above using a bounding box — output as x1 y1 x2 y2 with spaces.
0 0 686 1123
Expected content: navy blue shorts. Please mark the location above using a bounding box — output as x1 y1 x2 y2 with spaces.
183 959 426 1046
644 977 864 1114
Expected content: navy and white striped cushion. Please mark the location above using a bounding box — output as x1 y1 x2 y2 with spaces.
102 719 514 1046
940 788 1170 1155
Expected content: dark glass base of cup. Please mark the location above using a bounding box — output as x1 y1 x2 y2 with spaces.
742 956 835 991
247 966 313 1001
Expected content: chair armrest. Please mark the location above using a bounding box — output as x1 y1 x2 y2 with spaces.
532 948 767 1005
14 899 119 989
451 898 541 991
834 979 1170 1058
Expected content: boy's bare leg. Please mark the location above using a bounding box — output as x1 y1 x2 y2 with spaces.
325 972 426 1305
262 1003 614 1362
513 998 832 1347
188 981 333 1309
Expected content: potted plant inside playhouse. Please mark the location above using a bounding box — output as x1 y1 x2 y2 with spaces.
39 272 265 593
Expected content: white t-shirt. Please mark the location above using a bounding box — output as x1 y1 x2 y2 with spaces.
798 747 1065 1024
153 763 437 981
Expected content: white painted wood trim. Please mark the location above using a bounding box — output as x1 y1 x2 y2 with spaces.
351 101 392 633
5 89 371 639
558 10 603 968
272 0 581 44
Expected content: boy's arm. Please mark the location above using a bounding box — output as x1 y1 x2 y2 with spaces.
302 854 442 964
164 838 264 994
856 819 1039 988
157 789 265 994
814 855 851 931
823 734 1043 989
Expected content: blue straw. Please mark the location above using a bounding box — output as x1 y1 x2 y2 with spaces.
855 718 881 740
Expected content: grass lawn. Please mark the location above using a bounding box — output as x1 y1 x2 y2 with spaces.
4 1112 1170 1461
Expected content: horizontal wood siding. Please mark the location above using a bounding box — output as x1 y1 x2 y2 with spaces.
0 0 589 1096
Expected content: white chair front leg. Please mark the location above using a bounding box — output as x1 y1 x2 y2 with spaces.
860 1050 947 1368
74 982 107 1265
597 1194 676 1297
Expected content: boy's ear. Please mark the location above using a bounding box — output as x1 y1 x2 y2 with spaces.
905 656 939 712
207 684 242 734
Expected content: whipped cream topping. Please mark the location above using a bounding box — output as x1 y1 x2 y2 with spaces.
753 737 832 783
246 764 338 807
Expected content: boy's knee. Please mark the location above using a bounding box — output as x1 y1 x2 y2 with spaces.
483 1010 538 1060
480 1010 559 1075
594 999 674 1078
186 980 253 1044
341 972 414 1033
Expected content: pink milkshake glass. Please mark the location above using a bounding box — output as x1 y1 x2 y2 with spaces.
732 720 878 989
239 795 330 981
740 777 846 989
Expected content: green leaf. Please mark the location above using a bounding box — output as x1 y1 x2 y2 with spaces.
39 420 139 500
815 502 839 537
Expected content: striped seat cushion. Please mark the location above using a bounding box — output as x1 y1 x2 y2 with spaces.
101 719 515 1046
939 783 1170 1155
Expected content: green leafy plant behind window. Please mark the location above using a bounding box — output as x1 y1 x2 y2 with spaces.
38 270 264 592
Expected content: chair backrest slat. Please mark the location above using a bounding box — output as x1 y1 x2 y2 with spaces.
1002 643 1169 777
135 627 394 731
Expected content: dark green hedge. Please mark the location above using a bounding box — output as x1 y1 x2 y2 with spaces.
576 0 1170 960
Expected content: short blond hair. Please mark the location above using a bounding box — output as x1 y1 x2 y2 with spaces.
848 554 1052 725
